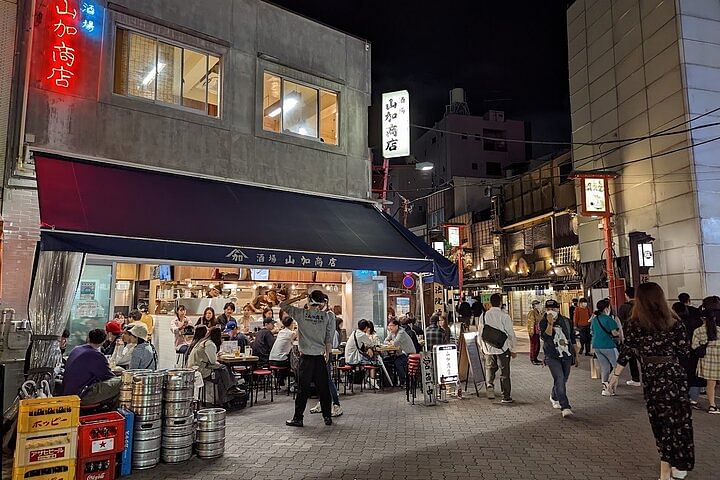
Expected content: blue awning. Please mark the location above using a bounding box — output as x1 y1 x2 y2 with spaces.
35 153 457 285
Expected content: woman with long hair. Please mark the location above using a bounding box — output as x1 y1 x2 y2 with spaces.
187 326 238 406
196 307 217 328
691 296 720 414
590 298 620 396
185 325 208 364
608 283 693 480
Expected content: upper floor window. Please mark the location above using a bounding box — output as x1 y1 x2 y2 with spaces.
483 128 507 152
262 72 338 145
114 28 221 117
559 161 573 184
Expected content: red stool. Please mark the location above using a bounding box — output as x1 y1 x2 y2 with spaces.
252 369 274 404
335 365 354 394
268 365 289 395
407 354 422 404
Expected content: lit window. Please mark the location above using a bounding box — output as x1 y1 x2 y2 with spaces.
114 27 221 118
262 72 339 145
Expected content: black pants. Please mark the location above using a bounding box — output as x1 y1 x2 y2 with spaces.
294 355 331 420
578 325 592 354
628 354 641 382
394 354 409 384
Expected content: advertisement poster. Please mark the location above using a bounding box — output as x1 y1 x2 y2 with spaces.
79 281 96 300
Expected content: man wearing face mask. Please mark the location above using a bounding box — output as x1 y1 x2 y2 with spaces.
573 297 592 356
539 299 578 418
527 300 543 365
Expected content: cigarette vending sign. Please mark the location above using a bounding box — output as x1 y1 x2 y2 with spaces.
32 0 104 96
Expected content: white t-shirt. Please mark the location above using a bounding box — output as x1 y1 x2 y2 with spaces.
269 329 294 361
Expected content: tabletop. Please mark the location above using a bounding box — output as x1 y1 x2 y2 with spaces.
217 355 259 364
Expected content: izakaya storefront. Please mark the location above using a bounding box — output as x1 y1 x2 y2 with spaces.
28 152 457 371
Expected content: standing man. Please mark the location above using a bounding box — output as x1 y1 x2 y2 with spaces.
573 298 592 356
280 290 335 427
678 293 701 320
527 300 543 365
540 299 577 418
569 298 579 326
457 297 472 328
478 293 517 404
617 287 642 387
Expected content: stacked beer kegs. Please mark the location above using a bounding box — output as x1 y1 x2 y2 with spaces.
118 369 151 409
195 408 226 458
130 371 164 470
161 369 195 463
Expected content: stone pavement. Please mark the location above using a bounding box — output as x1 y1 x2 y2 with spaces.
129 329 719 480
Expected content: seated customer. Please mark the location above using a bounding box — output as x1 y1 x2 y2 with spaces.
345 319 377 366
126 323 158 370
251 317 276 365
187 326 238 405
269 316 295 386
385 319 417 386
109 327 135 368
62 329 121 405
425 314 449 351
102 321 123 356
185 325 208 365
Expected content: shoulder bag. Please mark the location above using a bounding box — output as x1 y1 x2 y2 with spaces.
596 316 621 346
354 330 375 360
480 312 508 350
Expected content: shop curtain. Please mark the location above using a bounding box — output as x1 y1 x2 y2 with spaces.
579 257 630 289
26 250 85 384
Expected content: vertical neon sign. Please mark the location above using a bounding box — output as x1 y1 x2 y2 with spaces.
41 0 102 93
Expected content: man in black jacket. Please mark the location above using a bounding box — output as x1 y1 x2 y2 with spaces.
539 299 577 418
457 298 472 328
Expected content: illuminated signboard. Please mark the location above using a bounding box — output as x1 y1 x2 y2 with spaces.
38 0 104 94
447 226 460 247
580 176 611 217
432 241 445 255
638 243 654 267
382 90 410 158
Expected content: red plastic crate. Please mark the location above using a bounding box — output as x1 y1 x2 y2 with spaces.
75 455 115 480
77 412 125 458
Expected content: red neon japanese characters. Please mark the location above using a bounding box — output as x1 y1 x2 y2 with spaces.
46 0 79 89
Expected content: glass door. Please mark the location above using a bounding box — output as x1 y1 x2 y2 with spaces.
66 262 114 351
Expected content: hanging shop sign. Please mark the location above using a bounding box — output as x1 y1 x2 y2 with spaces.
577 174 614 217
447 227 460 247
382 90 410 158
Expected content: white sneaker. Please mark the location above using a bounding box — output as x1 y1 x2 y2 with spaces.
626 380 642 387
561 408 574 418
550 397 561 409
331 404 343 417
309 402 321 414
671 467 687 479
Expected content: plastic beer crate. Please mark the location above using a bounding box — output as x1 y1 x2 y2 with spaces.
12 459 75 480
18 396 81 434
14 427 78 468
78 411 125 457
76 454 116 480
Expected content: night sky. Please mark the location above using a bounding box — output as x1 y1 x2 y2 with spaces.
271 0 572 158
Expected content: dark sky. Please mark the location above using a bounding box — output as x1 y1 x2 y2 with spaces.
271 1 572 158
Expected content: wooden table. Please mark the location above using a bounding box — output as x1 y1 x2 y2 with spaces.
377 345 401 353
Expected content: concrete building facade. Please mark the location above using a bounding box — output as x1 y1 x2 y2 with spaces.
2 0 372 317
567 0 720 300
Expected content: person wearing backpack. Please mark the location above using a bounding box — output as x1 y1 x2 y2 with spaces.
477 293 517 404
590 299 621 396
539 299 577 418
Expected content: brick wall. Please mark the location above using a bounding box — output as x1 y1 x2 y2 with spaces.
2 187 40 319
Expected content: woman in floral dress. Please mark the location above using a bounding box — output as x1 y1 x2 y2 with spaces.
608 282 694 480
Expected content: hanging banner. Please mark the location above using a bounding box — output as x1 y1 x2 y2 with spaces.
382 90 410 158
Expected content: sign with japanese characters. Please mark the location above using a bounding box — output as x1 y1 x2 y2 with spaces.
434 344 459 384
382 90 410 158
447 226 460 247
579 176 611 216
419 350 437 406
35 0 104 94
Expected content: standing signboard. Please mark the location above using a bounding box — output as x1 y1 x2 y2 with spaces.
433 345 459 385
419 351 436 406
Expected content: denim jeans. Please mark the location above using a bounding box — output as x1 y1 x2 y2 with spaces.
485 350 512 400
547 356 573 410
689 386 701 402
327 363 340 406
594 348 618 383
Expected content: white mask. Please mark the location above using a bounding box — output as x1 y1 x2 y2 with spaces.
547 310 558 318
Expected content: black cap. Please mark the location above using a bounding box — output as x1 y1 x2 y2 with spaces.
263 317 275 325
545 299 560 308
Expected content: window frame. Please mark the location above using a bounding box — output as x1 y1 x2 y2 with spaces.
112 25 223 119
262 70 340 145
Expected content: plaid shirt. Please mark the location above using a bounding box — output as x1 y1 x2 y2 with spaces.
425 324 448 350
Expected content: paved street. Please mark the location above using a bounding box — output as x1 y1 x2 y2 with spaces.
131 331 719 480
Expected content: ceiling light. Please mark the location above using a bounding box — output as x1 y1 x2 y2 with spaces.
142 63 166 86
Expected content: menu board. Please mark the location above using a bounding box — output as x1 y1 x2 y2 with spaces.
434 344 459 384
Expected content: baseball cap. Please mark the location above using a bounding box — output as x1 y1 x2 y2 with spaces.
105 321 123 335
128 323 148 340
531 300 541 306
544 299 560 309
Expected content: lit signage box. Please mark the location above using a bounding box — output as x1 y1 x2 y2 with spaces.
432 241 445 255
579 176 611 217
447 227 460 247
382 90 410 158
638 243 654 267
